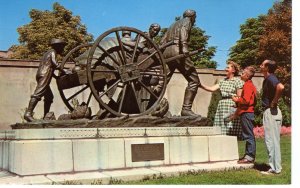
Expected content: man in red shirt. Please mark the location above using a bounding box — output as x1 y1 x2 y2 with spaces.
232 66 257 164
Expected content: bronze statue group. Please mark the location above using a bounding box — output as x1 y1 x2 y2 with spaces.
23 9 284 175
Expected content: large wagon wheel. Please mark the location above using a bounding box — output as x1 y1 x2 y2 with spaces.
87 26 167 117
57 43 95 113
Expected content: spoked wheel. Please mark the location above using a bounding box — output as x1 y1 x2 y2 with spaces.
57 43 97 114
87 26 167 117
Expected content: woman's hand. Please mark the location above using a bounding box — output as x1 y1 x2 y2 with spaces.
200 83 220 92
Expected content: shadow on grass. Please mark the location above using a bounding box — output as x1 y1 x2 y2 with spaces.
253 162 270 171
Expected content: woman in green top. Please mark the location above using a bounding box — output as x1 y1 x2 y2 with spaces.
200 61 244 139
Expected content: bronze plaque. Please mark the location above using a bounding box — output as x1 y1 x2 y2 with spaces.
131 143 164 162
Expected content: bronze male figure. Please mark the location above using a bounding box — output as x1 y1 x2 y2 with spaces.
159 9 201 116
139 23 161 48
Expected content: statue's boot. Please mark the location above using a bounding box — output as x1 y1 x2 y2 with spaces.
24 98 38 122
43 101 52 118
181 89 201 117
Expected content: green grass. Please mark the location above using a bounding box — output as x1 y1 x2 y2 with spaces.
122 136 291 185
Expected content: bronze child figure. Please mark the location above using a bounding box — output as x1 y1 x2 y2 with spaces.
24 38 67 122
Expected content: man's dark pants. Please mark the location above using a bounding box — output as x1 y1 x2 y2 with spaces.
240 112 256 161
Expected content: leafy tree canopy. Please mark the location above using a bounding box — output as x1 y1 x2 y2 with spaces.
229 0 291 105
258 0 291 105
258 0 291 65
190 27 217 68
229 0 291 69
11 2 93 60
229 16 265 68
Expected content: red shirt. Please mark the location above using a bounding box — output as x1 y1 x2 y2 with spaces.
236 80 257 114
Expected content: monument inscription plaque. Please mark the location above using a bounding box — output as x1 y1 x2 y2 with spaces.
131 143 164 162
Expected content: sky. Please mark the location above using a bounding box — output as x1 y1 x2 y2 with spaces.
0 0 279 69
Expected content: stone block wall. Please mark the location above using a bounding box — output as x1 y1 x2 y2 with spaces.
0 59 264 129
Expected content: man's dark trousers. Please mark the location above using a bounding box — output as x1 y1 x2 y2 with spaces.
240 112 256 161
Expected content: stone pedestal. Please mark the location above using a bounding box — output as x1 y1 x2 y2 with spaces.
0 126 239 176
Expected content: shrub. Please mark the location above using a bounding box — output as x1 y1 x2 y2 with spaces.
254 90 291 126
207 79 222 123
253 126 291 138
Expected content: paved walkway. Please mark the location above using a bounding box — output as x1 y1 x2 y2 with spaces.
0 160 253 185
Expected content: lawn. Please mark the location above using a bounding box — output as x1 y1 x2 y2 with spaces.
123 136 291 185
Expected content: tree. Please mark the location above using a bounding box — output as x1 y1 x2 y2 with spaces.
190 27 217 68
229 16 265 68
155 17 217 69
229 0 291 106
258 0 291 105
11 2 93 60
258 0 291 65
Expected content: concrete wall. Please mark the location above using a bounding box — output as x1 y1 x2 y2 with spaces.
0 50 13 58
0 59 264 130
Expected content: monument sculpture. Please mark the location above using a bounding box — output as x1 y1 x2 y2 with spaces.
22 19 203 121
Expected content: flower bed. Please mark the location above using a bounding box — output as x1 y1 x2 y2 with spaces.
253 126 291 138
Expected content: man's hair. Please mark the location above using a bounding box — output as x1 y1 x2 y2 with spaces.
264 59 277 73
245 66 255 80
183 9 196 18
150 23 161 31
227 60 240 76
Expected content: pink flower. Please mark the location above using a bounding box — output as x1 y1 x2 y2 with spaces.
253 126 291 138
280 126 291 136
253 126 264 138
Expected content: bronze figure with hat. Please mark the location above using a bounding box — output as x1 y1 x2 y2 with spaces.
24 38 68 122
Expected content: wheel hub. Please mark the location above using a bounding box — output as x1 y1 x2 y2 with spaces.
118 63 140 82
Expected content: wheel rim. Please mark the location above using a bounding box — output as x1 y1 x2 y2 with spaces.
87 26 167 117
57 43 94 112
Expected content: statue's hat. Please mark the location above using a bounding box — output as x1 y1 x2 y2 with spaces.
50 38 66 46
